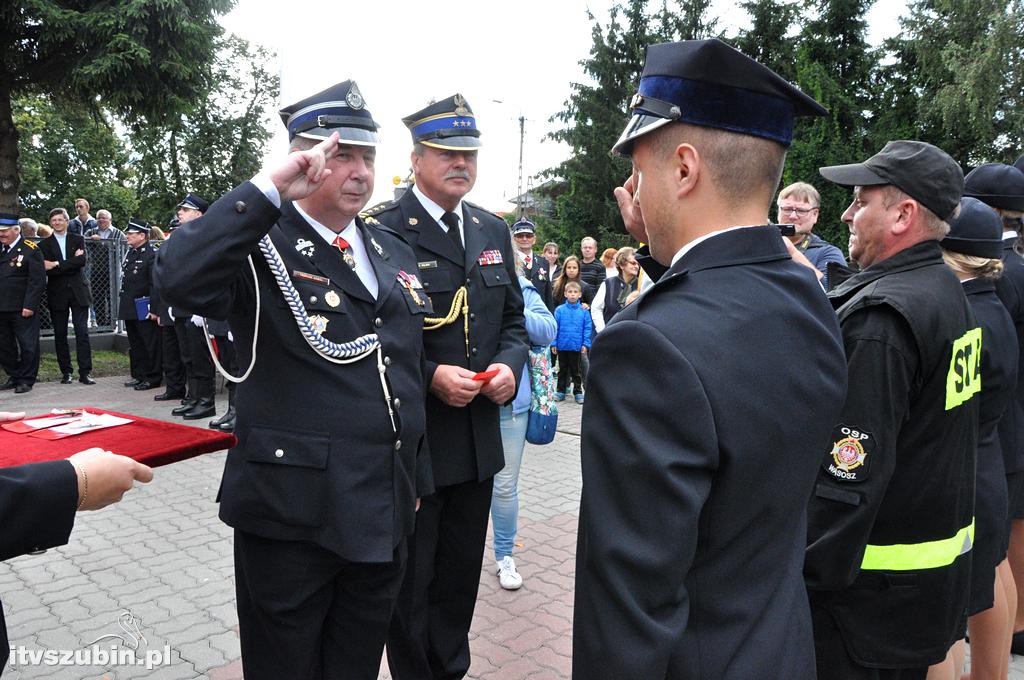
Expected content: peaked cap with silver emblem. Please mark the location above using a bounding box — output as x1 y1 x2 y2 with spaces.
612 38 828 156
126 217 150 234
279 80 380 146
402 93 482 150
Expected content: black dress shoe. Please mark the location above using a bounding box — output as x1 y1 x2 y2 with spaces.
1012 630 1024 656
0 379 16 390
14 384 31 394
124 378 141 387
133 381 161 391
209 406 236 429
217 415 236 432
79 374 96 385
172 400 198 416
154 390 186 402
60 374 74 385
182 399 216 420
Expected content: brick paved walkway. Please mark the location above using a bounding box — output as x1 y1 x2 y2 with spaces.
2 375 1024 678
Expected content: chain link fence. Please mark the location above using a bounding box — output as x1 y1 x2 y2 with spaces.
33 238 138 337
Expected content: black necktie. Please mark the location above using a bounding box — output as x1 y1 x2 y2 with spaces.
0 245 8 256
441 211 464 257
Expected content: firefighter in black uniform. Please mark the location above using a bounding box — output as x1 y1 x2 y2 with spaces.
368 94 528 680
154 80 433 680
0 215 45 394
119 218 162 389
805 141 978 679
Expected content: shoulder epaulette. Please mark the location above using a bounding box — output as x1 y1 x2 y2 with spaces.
23 239 37 249
364 200 398 216
463 201 504 222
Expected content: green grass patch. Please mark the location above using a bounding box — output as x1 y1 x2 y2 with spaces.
37 350 130 382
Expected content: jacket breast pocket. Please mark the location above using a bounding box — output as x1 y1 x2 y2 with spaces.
231 425 330 528
421 265 456 294
480 264 511 288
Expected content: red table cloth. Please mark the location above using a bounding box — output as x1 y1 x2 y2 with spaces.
0 408 236 469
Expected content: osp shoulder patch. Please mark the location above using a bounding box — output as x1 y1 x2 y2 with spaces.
823 424 873 482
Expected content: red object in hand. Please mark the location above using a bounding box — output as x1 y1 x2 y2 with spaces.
472 369 500 382
0 409 236 469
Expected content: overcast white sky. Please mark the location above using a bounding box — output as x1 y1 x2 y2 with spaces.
221 1 906 212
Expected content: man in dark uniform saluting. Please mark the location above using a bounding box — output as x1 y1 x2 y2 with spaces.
155 80 433 680
571 39 848 680
367 94 528 680
119 218 162 390
0 214 45 394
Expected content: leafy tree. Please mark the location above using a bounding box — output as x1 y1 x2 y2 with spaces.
0 0 234 213
546 0 718 253
785 0 876 247
733 0 801 81
127 35 279 222
14 94 138 223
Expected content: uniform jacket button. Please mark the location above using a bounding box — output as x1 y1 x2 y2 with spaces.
234 201 247 214
471 347 478 356
394 439 402 451
465 278 471 285
374 317 383 328
469 312 476 321
274 448 284 458
393 398 401 409
383 356 392 366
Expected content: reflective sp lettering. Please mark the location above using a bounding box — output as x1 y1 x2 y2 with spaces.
946 327 982 410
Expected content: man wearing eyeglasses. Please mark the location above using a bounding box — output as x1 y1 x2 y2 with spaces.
776 182 846 288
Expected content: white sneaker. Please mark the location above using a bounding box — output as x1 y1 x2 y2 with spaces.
496 556 523 590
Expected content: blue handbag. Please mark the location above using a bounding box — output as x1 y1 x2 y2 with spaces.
526 346 558 445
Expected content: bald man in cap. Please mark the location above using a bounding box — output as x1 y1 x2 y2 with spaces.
572 38 847 679
155 80 432 680
368 94 528 680
0 214 45 394
805 142 976 678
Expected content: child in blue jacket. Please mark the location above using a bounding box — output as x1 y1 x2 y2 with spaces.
553 281 592 403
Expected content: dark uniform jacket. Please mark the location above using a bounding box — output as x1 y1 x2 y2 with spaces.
366 191 528 488
39 233 92 307
0 460 77 670
573 227 847 680
521 252 552 309
118 242 156 320
996 237 1024 476
155 182 432 563
806 240 980 667
0 238 45 313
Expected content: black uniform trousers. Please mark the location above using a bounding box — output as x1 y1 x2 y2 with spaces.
48 299 91 376
124 319 162 384
214 334 237 402
387 478 493 680
234 530 406 680
0 311 40 386
185 321 215 399
811 596 927 680
160 323 186 393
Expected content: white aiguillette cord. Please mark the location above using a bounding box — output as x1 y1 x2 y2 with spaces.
201 234 396 433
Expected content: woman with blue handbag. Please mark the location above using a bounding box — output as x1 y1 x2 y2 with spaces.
490 267 557 590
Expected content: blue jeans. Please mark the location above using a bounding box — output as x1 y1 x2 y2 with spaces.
491 405 528 560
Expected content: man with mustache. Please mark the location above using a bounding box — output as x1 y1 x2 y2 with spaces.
367 94 528 680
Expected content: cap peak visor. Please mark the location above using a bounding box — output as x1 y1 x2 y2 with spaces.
296 127 380 147
420 136 482 151
611 114 674 157
818 162 890 188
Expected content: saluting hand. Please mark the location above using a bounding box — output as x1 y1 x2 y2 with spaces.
270 131 342 202
614 173 649 245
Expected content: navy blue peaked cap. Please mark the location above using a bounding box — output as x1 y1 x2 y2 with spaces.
126 217 149 234
279 80 380 146
942 197 1003 259
403 94 482 150
177 193 209 213
612 38 828 156
964 163 1024 212
0 212 18 228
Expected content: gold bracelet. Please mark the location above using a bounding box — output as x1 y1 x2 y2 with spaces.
70 462 88 511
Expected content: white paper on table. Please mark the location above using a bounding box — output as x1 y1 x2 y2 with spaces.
48 413 133 435
21 415 81 429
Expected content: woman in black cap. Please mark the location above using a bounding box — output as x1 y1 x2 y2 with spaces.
939 197 1019 679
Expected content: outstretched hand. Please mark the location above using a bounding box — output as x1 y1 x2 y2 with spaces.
269 132 341 202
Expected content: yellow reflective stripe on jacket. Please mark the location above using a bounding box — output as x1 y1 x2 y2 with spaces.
860 519 974 571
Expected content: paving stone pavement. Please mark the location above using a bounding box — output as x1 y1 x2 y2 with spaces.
3 373 1024 679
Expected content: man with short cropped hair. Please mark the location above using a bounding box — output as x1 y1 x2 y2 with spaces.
776 181 846 287
68 198 95 236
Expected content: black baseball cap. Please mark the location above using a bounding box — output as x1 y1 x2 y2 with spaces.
941 197 1003 259
819 141 964 221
